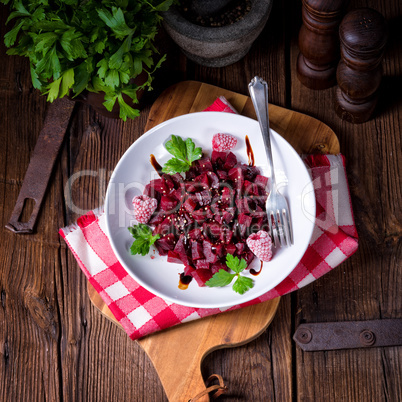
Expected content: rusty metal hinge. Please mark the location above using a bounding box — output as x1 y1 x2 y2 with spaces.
293 319 402 351
6 98 75 234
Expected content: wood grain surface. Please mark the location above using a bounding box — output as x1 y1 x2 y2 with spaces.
87 80 339 401
0 0 401 401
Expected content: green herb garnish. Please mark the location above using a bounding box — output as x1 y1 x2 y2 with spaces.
128 224 160 256
206 254 254 295
162 135 202 174
1 0 175 121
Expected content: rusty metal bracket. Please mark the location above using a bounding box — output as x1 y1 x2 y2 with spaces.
294 319 402 351
6 97 75 234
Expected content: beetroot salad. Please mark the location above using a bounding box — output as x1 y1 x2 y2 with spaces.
128 133 273 293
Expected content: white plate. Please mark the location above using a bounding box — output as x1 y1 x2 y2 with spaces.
105 112 316 308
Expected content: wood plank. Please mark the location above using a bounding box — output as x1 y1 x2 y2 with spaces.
289 0 402 400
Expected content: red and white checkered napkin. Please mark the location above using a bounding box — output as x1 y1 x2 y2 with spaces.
59 97 358 340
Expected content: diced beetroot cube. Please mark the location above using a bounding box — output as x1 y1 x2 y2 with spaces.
241 164 260 180
196 259 210 270
235 198 249 214
156 233 176 251
211 262 228 274
249 205 265 218
243 180 259 196
174 237 190 266
185 182 198 193
254 215 268 233
196 157 213 173
192 209 207 224
167 250 182 264
220 228 233 244
207 171 219 188
238 213 252 226
184 212 194 226
194 172 210 189
148 211 166 225
211 151 227 166
255 174 269 192
235 242 245 254
225 244 237 255
228 167 244 187
192 269 213 287
171 188 185 201
216 170 228 180
183 197 197 213
203 206 214 220
196 189 211 206
143 183 161 201
221 186 233 205
191 240 204 260
160 195 178 212
188 227 202 240
184 265 196 276
203 222 222 238
174 214 186 231
162 174 175 192
203 240 218 263
149 178 167 194
244 250 255 265
153 216 174 236
170 173 184 188
223 152 237 171
222 208 235 224
155 243 168 256
214 213 224 224
254 192 268 205
185 166 199 180
214 243 225 257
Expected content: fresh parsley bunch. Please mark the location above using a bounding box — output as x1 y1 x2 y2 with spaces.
1 0 175 121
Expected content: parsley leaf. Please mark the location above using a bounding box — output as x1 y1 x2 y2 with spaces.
162 158 191 175
232 275 254 295
225 253 248 273
162 135 202 174
205 255 254 295
204 269 235 287
128 224 160 256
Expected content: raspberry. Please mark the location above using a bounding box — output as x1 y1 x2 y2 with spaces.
246 230 273 262
212 133 237 152
132 195 157 224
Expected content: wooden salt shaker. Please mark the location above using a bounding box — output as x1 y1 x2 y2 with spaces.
335 8 388 123
297 0 348 90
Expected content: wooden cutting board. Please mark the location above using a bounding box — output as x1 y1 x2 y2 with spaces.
88 81 340 401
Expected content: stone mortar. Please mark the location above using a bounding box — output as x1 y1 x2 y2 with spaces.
162 0 274 67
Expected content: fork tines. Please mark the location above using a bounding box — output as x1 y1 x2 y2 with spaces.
268 208 293 247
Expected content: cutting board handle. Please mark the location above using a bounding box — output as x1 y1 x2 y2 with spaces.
188 374 227 401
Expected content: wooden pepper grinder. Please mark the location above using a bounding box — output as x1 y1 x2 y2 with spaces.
297 0 349 90
335 8 388 123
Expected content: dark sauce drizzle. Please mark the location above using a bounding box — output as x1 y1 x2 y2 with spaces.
245 135 254 167
150 154 162 176
178 273 193 290
250 260 264 276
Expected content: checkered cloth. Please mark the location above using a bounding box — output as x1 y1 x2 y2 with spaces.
59 98 358 340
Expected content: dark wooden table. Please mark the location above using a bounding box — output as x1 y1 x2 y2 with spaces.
1 0 401 400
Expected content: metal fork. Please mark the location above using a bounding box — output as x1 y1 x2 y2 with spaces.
248 76 293 247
